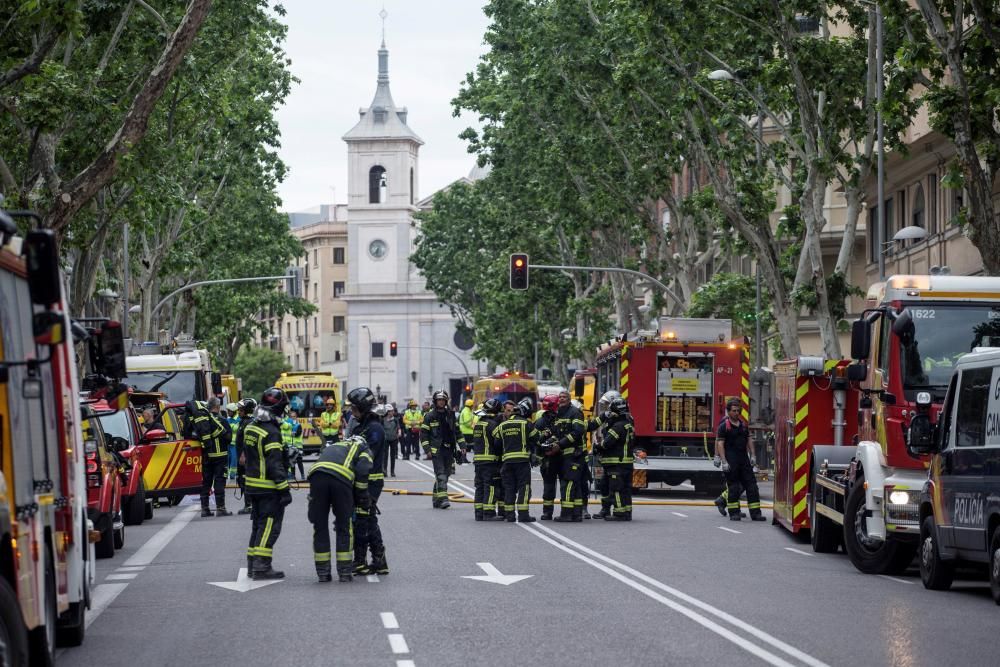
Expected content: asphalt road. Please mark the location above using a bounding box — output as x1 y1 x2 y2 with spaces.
59 458 999 667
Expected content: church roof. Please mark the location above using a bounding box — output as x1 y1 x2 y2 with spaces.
343 40 423 145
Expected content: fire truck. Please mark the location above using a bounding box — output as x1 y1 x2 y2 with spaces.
0 224 94 661
126 337 220 404
773 274 1000 574
595 318 749 493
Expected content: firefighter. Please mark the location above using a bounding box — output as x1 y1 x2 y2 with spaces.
402 399 423 460
319 398 341 446
472 398 504 521
586 390 620 519
493 397 540 523
184 398 233 518
234 398 257 515
534 395 561 520
286 410 305 480
348 387 389 576
459 398 475 463
308 435 373 582
553 390 586 522
421 390 463 509
715 398 765 521
596 397 634 521
243 388 293 579
226 403 240 479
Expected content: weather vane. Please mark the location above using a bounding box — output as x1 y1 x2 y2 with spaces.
380 7 388 46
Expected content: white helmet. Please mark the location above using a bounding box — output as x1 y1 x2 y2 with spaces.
598 390 622 411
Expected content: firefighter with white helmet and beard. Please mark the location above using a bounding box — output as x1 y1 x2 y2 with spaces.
420 390 463 509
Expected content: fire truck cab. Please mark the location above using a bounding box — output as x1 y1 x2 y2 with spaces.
596 318 749 494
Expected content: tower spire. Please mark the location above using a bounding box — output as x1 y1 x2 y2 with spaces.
378 8 389 83
379 7 388 48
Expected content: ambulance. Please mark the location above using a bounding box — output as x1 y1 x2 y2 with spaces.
274 372 341 454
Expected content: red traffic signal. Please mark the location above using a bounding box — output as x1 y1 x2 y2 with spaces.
389 341 398 357
510 253 529 290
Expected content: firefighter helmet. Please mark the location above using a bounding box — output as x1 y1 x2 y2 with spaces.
608 397 629 415
346 387 377 414
237 398 257 415
433 390 449 403
259 388 289 416
541 395 559 413
482 398 501 415
516 397 534 418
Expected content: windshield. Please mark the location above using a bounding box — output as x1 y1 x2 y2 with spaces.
898 304 1000 393
127 371 198 403
286 390 338 418
97 410 135 446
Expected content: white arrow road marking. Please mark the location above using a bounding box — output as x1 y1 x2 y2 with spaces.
208 568 283 592
461 562 533 586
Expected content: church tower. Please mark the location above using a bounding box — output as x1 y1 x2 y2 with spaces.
342 25 474 405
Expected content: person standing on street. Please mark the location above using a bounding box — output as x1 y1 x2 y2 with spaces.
715 398 765 522
421 390 462 509
348 387 390 576
553 390 586 522
319 398 341 446
184 397 233 518
402 399 422 460
459 398 475 463
534 395 561 520
472 398 504 521
234 398 256 515
243 388 293 579
494 397 540 523
382 405 401 477
226 403 240 479
308 434 373 582
595 397 634 521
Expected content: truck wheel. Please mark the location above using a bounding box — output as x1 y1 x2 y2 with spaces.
124 479 146 526
843 471 916 574
919 515 954 590
0 577 28 667
95 520 115 559
144 498 154 521
809 476 841 553
990 525 1000 605
28 557 56 666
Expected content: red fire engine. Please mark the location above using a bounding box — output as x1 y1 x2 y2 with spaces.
773 274 1000 574
595 318 749 493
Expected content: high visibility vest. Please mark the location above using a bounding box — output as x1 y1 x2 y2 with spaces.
403 409 423 431
320 410 341 436
459 407 475 436
280 419 294 446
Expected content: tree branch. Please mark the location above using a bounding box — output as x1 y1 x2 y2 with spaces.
0 28 59 89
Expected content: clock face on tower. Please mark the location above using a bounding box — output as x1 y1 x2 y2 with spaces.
368 239 388 259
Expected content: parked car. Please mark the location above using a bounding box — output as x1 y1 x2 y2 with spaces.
95 399 154 525
81 407 126 558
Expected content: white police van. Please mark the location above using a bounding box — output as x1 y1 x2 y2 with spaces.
912 347 1000 603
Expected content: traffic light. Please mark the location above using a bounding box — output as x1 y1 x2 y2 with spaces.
510 253 529 290
389 341 398 357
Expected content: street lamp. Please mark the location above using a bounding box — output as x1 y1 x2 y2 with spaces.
361 324 372 389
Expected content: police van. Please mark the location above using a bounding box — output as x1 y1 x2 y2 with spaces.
912 347 1000 603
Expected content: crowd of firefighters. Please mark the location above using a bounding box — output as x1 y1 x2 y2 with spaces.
175 380 763 583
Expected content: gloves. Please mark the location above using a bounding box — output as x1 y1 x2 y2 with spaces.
721 461 730 473
751 458 760 474
530 453 540 467
713 455 721 468
601 411 612 423
455 450 465 466
278 489 293 507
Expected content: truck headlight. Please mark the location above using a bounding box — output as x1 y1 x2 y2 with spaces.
889 490 911 505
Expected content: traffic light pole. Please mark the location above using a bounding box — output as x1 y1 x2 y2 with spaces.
396 344 471 391
150 275 290 323
529 263 683 307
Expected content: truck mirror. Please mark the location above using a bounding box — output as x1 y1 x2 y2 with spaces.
91 321 127 379
891 309 915 346
141 428 169 443
846 363 867 382
574 377 584 398
32 311 65 346
907 413 936 455
850 319 871 360
24 229 62 306
211 372 223 396
109 436 130 452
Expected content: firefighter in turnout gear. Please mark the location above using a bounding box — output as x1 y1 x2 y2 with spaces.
348 387 389 576
553 390 586 522
308 435 373 582
234 398 257 515
472 398 504 521
715 398 765 521
243 388 293 580
585 390 621 519
534 395 561 520
421 390 463 509
319 398 341 445
402 400 423 460
596 397 634 521
493 397 540 523
184 398 233 518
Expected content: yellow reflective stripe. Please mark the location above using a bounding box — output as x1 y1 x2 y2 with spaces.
265 442 284 452
310 460 355 481
370 473 385 481
315 552 331 562
260 517 273 549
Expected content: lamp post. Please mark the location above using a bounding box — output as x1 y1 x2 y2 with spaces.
876 5 886 281
361 325 372 388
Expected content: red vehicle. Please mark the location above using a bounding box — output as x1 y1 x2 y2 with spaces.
127 397 202 504
94 399 154 525
80 408 130 558
595 318 748 493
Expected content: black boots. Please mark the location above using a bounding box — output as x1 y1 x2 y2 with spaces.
251 557 284 580
201 508 213 517
316 564 332 583
541 508 553 521
475 510 484 521
238 505 252 515
517 512 536 523
715 496 727 516
215 508 233 517
370 548 389 575
750 512 767 522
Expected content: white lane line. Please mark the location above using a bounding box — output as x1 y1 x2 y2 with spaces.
124 506 198 567
115 565 146 572
86 507 197 629
408 460 476 497
397 661 415 667
105 573 138 580
671 512 688 518
367 574 380 583
85 584 128 629
388 634 410 654
718 526 742 534
529 523 829 667
784 547 814 557
877 574 915 585
381 612 399 629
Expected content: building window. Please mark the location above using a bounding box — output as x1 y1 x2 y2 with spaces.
369 166 387 204
314 351 319 369
313 282 318 303
295 354 299 369
897 190 906 236
868 205 878 263
911 183 925 230
371 342 384 358
410 167 414 205
313 249 318 267
334 281 345 297
335 351 341 361
928 173 938 235
295 320 300 336
333 247 345 264
286 322 291 340
287 356 291 366
950 186 963 224
883 198 894 255
333 316 345 332
304 282 309 300
314 317 318 336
